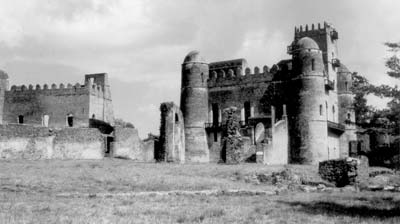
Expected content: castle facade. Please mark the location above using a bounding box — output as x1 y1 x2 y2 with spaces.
179 22 357 164
0 73 114 128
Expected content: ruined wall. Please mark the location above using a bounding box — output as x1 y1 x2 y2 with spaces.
264 119 288 165
3 73 114 129
0 125 53 160
4 84 91 128
0 125 104 160
158 102 185 163
112 127 153 162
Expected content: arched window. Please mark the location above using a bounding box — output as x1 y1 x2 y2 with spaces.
347 113 351 120
311 59 315 71
319 105 323 116
175 113 179 123
345 82 348 91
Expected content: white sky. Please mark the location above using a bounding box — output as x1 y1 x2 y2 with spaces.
0 0 399 137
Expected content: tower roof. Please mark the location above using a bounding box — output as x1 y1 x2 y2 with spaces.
296 37 320 50
0 70 9 79
183 50 206 64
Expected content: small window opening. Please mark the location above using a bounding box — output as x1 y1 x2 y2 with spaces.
347 113 351 120
212 103 219 126
311 59 315 71
67 115 74 127
18 115 24 124
175 113 179 123
345 82 348 91
92 114 96 119
319 105 323 116
214 131 218 142
42 115 49 127
244 101 251 124
201 73 204 83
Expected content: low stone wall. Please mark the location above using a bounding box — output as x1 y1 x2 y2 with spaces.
319 157 369 187
0 124 104 160
112 127 153 162
53 128 104 159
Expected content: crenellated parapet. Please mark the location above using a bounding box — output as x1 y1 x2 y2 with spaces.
208 65 274 88
294 22 338 40
6 81 105 97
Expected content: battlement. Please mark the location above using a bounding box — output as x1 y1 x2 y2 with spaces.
294 22 338 40
208 65 274 88
7 81 105 97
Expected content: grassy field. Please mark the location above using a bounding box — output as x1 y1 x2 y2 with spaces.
0 159 399 223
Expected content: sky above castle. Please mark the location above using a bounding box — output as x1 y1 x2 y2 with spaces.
0 0 399 137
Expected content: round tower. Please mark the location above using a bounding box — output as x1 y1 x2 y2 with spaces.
180 51 209 162
337 64 354 124
337 64 357 157
289 37 328 164
0 70 8 124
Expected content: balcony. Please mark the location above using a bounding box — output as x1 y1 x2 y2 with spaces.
205 122 222 129
325 79 334 91
332 58 341 68
328 121 345 134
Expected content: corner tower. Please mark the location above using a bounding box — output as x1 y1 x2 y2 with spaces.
0 70 8 124
180 51 209 162
294 22 339 86
289 37 328 164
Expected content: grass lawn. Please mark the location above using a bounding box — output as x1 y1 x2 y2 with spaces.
0 159 400 223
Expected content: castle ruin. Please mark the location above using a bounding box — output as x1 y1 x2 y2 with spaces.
161 22 358 165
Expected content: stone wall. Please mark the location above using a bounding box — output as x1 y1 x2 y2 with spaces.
0 124 104 160
318 157 369 187
3 73 114 129
112 127 153 162
158 102 185 163
264 118 288 165
53 128 104 159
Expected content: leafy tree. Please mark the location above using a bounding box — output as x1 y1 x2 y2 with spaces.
114 118 135 128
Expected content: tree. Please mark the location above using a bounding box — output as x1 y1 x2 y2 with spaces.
114 118 135 128
351 72 373 125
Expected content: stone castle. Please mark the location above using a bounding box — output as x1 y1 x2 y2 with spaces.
158 22 357 165
0 73 114 128
0 22 358 165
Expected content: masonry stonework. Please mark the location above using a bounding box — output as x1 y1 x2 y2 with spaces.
176 22 357 164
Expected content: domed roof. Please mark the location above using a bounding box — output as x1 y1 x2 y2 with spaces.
0 70 9 79
296 37 320 50
183 50 206 64
338 63 351 73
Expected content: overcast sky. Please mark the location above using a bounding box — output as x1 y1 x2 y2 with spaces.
1 0 400 137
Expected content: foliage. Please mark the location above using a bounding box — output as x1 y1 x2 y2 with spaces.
114 118 134 128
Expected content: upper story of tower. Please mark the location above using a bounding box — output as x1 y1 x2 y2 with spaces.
290 22 340 82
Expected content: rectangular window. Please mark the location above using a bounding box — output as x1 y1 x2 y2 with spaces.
212 103 219 126
244 101 251 124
